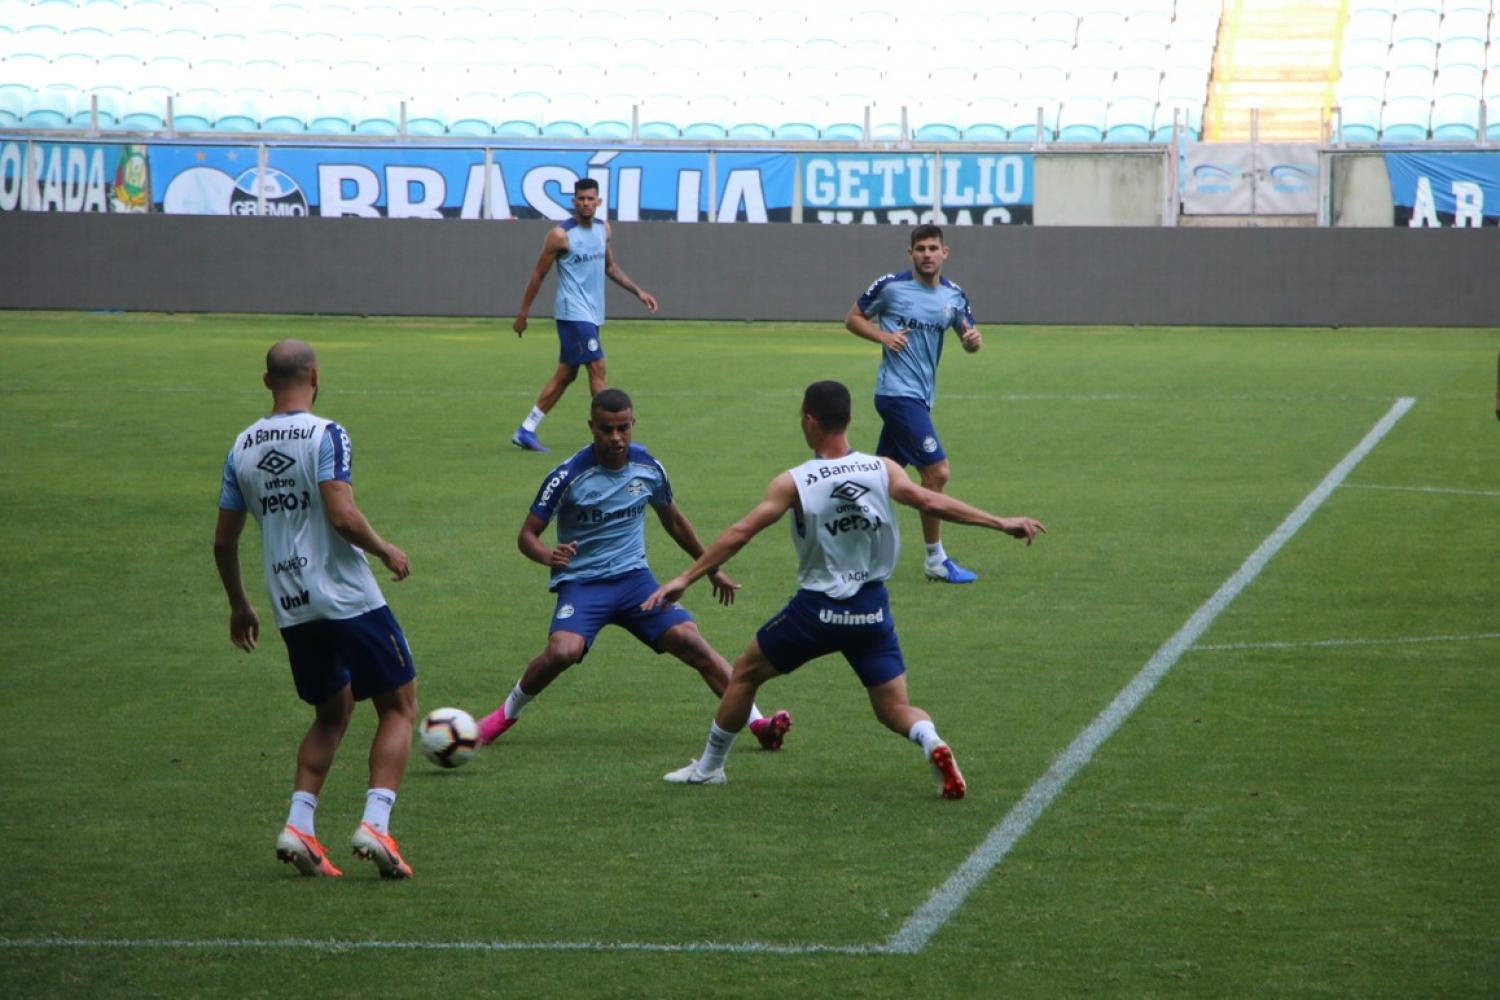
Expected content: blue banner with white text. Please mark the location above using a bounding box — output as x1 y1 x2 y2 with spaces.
145 144 795 221
801 152 1033 225
1386 152 1500 227
0 138 149 212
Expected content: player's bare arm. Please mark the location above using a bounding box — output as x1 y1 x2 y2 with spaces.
844 304 907 353
518 511 577 569
603 233 658 312
512 227 568 336
319 480 410 579
883 458 1046 544
653 502 739 605
642 473 798 610
959 324 983 353
212 507 261 651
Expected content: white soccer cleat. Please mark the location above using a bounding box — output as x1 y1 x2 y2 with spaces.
662 759 727 785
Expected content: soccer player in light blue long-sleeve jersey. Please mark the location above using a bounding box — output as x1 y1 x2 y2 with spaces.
474 388 792 754
509 178 659 453
845 224 985 584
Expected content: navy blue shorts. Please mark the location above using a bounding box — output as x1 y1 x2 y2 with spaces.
755 581 906 688
556 319 604 366
280 605 415 706
874 393 947 469
550 567 694 657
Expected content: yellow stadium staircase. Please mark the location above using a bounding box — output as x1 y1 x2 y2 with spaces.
1205 0 1346 141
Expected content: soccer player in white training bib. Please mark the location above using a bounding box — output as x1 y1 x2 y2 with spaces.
213 339 419 879
475 388 792 752
845 224 985 584
646 381 1044 798
509 177 659 453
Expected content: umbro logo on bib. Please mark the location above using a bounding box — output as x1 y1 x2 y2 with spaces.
830 481 870 502
257 449 296 475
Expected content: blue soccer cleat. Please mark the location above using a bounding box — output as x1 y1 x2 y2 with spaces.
924 558 977 584
511 427 549 453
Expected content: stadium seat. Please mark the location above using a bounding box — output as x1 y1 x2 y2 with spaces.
1058 97 1107 141
1067 66 1117 99
69 90 120 130
172 87 221 131
1344 9 1393 43
354 95 403 136
1391 8 1441 42
1342 36 1392 69
1430 93 1479 138
1386 64 1434 98
1033 11 1078 44
1437 36 1486 70
308 92 357 134
1010 100 1060 142
262 89 316 133
1434 64 1483 96
1153 99 1204 140
1438 9 1489 43
1488 100 1500 139
1077 13 1126 45
22 88 74 128
1338 65 1389 102
1381 94 1432 138
1337 95 1384 140
216 89 270 132
1104 95 1155 141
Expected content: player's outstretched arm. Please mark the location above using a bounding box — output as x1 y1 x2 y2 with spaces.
883 458 1046 545
513 228 566 335
653 502 740 605
212 508 260 652
319 481 410 580
641 473 798 610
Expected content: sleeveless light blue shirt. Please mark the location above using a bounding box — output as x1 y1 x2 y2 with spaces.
857 271 975 408
555 218 607 325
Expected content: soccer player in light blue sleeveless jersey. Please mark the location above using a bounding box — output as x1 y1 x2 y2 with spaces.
646 381 1045 797
510 178 659 453
845 224 985 584
213 339 419 879
475 388 792 752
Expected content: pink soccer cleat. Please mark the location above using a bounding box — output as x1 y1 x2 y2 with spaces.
477 707 517 746
749 709 793 751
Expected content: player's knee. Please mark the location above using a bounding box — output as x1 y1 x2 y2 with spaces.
921 463 950 490
545 634 585 668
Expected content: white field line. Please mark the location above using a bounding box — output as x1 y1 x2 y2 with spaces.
2 398 1417 960
883 396 1417 955
0 936 879 956
1342 483 1500 498
1194 632 1500 652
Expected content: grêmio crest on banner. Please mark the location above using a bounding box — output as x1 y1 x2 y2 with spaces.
0 139 149 213
147 145 795 221
802 153 1033 225
1385 152 1500 227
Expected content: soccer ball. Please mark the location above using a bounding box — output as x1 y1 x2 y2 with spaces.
418 707 478 769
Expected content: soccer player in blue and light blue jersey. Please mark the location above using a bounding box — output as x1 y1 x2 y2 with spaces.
845 224 985 583
476 388 791 750
214 339 418 879
509 178 659 453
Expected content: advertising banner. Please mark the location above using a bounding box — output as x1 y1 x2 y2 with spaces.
147 144 796 221
1252 143 1318 215
802 152 1033 225
1386 152 1500 227
0 138 149 213
1182 144 1251 214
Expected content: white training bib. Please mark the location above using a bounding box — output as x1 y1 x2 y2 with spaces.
787 452 900 599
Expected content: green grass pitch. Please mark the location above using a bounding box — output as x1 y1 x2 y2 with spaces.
1 312 1495 997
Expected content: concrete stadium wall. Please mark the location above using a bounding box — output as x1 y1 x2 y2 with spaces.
2 213 1495 326
1331 153 1397 227
1034 153 1165 226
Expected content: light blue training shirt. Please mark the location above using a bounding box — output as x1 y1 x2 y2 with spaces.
555 217 607 325
857 271 976 408
529 443 674 589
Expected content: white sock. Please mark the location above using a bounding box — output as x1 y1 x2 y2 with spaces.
699 721 737 772
287 790 318 835
924 542 948 566
908 719 943 758
503 681 534 720
362 788 396 834
521 406 546 432
747 704 764 726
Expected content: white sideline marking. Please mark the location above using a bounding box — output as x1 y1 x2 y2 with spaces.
883 396 1417 955
3 398 1417 960
1194 632 1500 652
1342 483 1500 498
0 936 879 956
